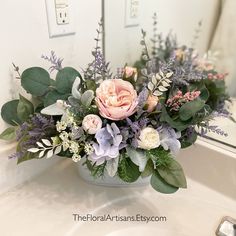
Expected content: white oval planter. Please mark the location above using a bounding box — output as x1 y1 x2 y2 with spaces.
77 161 150 187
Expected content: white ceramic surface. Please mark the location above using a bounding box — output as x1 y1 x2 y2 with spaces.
0 139 235 236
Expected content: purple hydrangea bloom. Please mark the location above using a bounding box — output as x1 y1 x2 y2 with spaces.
89 123 123 165
158 126 181 155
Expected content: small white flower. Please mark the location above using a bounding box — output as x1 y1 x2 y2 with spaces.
59 131 69 141
72 154 81 162
62 110 77 127
56 120 67 132
82 114 102 134
138 127 160 150
84 143 94 155
62 141 70 151
69 141 79 154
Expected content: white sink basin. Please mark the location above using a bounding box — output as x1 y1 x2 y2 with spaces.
0 139 235 236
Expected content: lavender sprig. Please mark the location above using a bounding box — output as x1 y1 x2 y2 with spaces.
83 20 112 82
41 51 63 72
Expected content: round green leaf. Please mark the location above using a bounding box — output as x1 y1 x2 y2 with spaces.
21 67 51 96
43 90 70 107
157 159 187 188
118 157 141 183
17 95 34 122
180 130 198 148
55 67 82 94
1 100 22 125
179 99 205 121
160 106 190 131
0 127 17 140
151 170 179 194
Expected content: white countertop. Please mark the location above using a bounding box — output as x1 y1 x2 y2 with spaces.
0 158 235 236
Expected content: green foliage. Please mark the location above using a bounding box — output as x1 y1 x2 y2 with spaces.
148 148 187 190
43 90 70 107
21 67 52 96
17 95 34 122
118 155 141 183
85 160 106 178
204 79 229 110
55 67 82 94
85 79 97 91
148 148 173 168
150 170 179 194
0 127 17 141
17 152 37 164
80 90 94 107
179 98 205 121
157 159 187 188
141 159 154 178
190 83 209 102
180 129 198 148
1 100 22 126
160 106 190 131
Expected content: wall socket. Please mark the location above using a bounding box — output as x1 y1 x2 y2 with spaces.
45 0 75 37
55 7 69 25
125 0 139 27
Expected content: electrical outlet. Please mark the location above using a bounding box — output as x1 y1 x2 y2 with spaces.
55 7 69 25
125 0 139 27
45 0 75 37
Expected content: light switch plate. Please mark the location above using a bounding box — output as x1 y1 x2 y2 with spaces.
125 0 139 27
45 0 75 37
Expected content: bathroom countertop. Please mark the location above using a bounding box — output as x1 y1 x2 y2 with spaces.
0 158 235 236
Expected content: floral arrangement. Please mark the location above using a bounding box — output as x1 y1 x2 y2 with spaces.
0 18 230 194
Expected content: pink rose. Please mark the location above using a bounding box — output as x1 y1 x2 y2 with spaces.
146 95 159 112
82 114 102 134
95 79 138 120
124 66 137 79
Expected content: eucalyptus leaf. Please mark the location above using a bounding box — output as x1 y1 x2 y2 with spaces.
0 127 17 141
55 67 82 94
1 100 22 126
141 159 154 178
17 95 34 122
21 67 51 96
179 98 205 121
157 159 187 188
17 152 37 164
43 90 70 107
126 146 147 172
160 107 190 131
150 170 179 194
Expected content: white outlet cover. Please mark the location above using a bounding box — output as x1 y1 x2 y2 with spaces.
125 0 139 27
45 0 75 37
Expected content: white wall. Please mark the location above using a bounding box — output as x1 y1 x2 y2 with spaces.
0 0 101 194
104 0 220 71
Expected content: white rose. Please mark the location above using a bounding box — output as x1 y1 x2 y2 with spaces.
82 114 102 134
138 127 160 150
